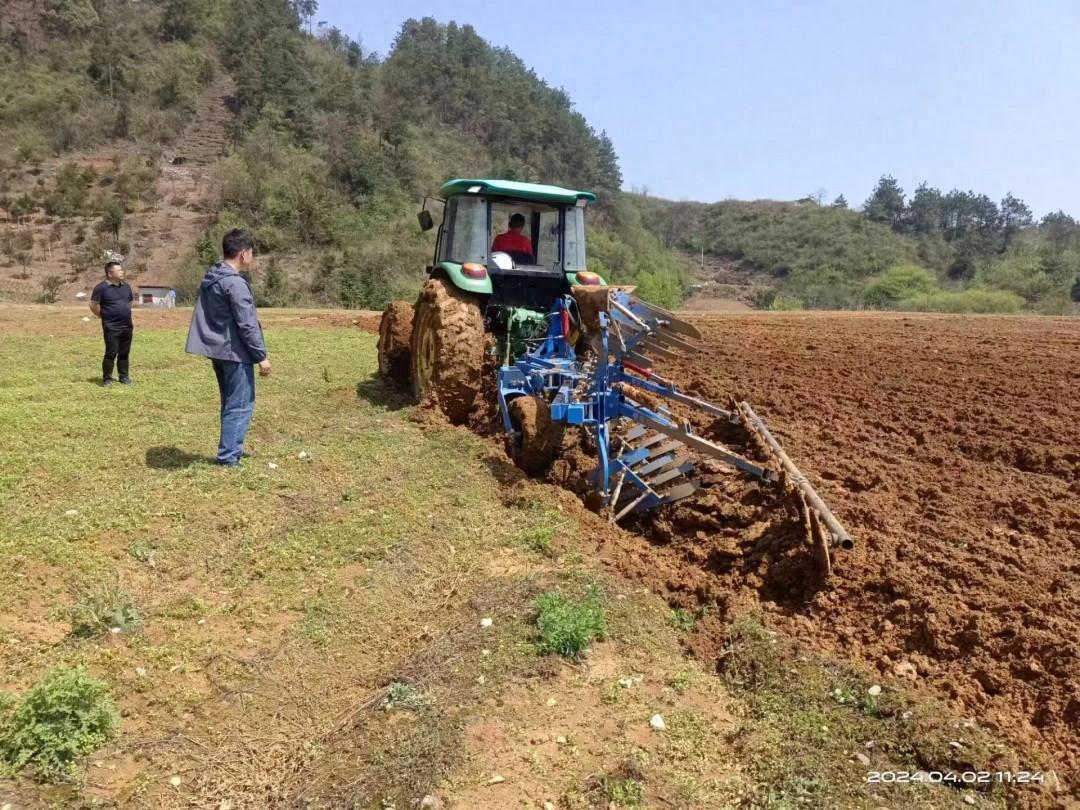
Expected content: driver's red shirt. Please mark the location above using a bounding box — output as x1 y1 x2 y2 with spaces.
491 230 533 256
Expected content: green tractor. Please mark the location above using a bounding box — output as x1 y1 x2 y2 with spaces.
378 178 606 423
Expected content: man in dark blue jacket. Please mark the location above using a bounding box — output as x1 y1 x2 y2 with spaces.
185 229 272 466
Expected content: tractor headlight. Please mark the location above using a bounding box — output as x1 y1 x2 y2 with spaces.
575 271 601 286
462 263 488 279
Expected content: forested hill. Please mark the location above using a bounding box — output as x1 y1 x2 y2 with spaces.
636 179 1080 314
0 0 688 309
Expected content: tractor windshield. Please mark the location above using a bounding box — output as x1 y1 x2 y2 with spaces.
440 194 588 272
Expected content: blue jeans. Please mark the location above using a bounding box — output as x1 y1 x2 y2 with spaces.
211 360 255 465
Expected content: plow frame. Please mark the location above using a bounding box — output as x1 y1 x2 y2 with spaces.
497 290 854 558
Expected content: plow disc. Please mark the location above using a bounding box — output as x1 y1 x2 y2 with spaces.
499 286 854 574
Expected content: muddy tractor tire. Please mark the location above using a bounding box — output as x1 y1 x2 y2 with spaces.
377 300 414 386
410 278 484 424
507 396 561 476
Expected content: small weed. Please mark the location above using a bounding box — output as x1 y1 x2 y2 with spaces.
764 773 827 806
322 365 333 383
0 666 119 779
601 680 622 705
533 585 606 659
517 524 556 557
669 606 706 632
667 669 693 693
381 681 432 712
831 685 883 717
716 616 783 691
157 594 207 620
181 688 206 708
63 582 140 637
298 596 341 647
127 540 156 564
666 710 712 764
601 775 645 807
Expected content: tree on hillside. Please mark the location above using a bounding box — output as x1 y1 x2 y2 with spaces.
99 199 124 245
160 0 200 41
1041 210 1078 252
830 194 848 209
381 18 622 202
864 175 905 229
42 0 100 36
998 192 1032 251
907 182 942 234
291 0 318 33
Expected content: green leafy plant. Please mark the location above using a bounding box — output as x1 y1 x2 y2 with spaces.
533 585 606 659
669 606 705 632
0 666 119 778
381 681 432 711
63 582 140 637
516 524 556 557
605 777 644 807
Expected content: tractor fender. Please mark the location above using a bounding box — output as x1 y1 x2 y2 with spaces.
432 261 493 296
566 271 608 287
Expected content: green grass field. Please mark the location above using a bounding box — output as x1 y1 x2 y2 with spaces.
0 309 1018 808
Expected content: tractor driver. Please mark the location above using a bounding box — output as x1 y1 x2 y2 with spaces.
491 212 533 264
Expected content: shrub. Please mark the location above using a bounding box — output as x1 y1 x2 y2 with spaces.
975 252 1075 304
37 275 64 303
43 162 97 217
0 666 119 779
896 289 1024 314
335 252 394 310
768 295 804 311
632 269 683 310
533 585 606 659
862 264 938 309
749 287 777 309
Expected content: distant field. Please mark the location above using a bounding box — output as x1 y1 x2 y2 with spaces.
0 304 1059 808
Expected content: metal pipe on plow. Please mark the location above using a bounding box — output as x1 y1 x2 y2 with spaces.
737 401 856 551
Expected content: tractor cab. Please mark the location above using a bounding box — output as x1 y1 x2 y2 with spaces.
419 179 604 312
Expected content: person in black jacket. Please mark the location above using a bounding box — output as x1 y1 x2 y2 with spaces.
90 260 134 386
185 229 272 466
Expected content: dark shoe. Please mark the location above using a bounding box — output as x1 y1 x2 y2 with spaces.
119 377 132 385
216 458 240 467
102 378 113 387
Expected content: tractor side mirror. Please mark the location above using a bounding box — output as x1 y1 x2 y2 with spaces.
417 210 435 231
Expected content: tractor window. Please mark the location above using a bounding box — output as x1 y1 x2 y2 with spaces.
564 206 587 272
535 210 560 268
446 195 488 265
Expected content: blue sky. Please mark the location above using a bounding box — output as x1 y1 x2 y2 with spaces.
315 0 1080 217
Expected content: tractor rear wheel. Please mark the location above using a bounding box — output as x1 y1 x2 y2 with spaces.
377 300 413 386
507 396 561 476
410 278 484 424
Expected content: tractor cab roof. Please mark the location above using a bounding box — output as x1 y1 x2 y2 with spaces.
438 178 597 206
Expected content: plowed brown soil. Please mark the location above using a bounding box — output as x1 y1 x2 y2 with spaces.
592 311 1080 792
